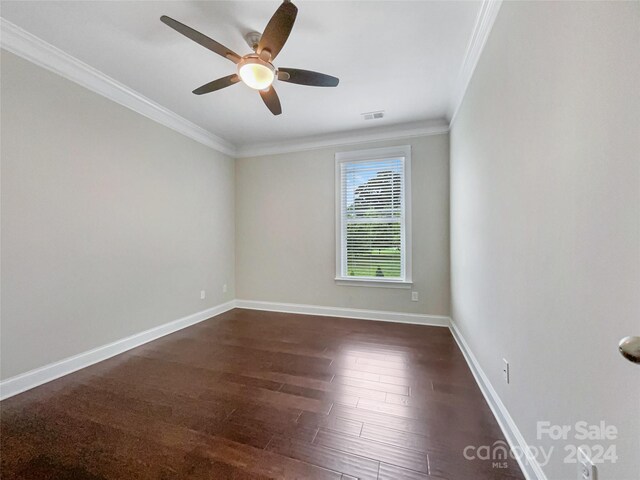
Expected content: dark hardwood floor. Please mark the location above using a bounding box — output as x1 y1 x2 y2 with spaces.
0 309 524 479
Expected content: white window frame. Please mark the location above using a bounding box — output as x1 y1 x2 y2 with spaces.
335 145 412 288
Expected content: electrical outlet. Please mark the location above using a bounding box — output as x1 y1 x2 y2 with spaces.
223 284 228 293
502 359 510 384
200 290 206 300
577 447 597 480
411 291 419 302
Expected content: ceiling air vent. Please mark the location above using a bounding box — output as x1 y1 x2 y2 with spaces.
362 111 385 120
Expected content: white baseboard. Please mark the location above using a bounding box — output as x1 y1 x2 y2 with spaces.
0 300 236 401
235 299 450 327
449 318 547 480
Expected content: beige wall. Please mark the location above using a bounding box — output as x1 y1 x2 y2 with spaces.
450 2 640 479
1 50 236 380
235 134 450 316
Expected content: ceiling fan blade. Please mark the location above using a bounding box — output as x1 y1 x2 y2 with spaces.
257 1 298 61
193 74 240 95
277 68 339 87
160 15 241 64
259 86 282 115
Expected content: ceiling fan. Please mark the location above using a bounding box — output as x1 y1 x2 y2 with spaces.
160 0 339 116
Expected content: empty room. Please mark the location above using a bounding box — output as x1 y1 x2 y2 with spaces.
1 1 638 479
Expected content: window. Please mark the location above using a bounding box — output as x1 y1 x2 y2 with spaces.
335 145 411 287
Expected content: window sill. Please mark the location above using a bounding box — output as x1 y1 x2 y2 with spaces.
334 277 413 289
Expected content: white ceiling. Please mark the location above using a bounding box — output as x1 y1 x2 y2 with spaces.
0 1 482 148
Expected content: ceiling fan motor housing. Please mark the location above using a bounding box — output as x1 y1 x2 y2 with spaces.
244 31 262 51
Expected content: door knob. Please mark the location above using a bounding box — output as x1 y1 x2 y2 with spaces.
618 336 640 364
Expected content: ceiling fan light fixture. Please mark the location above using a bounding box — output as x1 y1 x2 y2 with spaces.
161 1 338 115
237 56 276 90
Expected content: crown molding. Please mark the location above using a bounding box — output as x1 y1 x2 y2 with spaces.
235 119 449 158
0 18 237 157
448 0 503 125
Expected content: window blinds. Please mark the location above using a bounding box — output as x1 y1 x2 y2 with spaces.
339 157 405 279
